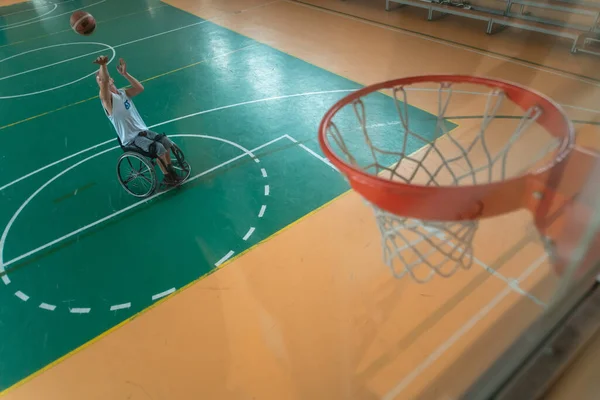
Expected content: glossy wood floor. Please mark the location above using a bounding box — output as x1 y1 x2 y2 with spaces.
2 0 600 399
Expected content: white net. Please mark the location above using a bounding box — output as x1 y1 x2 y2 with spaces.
324 80 563 282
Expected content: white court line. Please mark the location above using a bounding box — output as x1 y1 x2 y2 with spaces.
1 269 9 284
146 90 355 132
0 140 113 192
39 302 56 311
0 89 355 193
1 1 59 18
0 3 57 29
261 168 268 178
0 0 274 40
561 103 600 114
284 135 337 170
259 205 267 218
428 228 546 307
382 254 548 400
0 43 116 99
0 146 115 270
69 307 91 314
110 302 131 311
108 0 280 54
114 20 207 50
21 19 211 65
0 43 114 82
10 19 210 66
14 290 29 301
0 12 232 90
0 0 106 31
299 143 337 170
243 227 256 241
215 250 235 267
152 288 175 301
0 135 286 271
289 0 600 87
472 256 546 307
289 133 544 305
0 7 202 75
264 185 270 196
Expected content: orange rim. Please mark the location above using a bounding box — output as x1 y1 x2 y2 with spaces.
318 75 574 221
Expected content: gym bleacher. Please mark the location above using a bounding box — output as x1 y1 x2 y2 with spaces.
385 0 600 55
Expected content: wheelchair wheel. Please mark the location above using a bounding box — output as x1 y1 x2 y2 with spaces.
171 144 191 182
117 152 157 198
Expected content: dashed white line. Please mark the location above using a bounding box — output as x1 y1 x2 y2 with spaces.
69 308 91 314
243 227 256 241
14 291 28 301
0 134 274 313
152 288 175 301
215 250 235 267
110 302 131 311
39 303 56 311
253 158 260 163
0 135 255 271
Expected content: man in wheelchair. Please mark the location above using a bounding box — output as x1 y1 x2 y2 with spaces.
94 55 181 186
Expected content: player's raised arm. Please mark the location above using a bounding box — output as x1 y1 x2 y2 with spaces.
93 55 112 114
117 59 144 98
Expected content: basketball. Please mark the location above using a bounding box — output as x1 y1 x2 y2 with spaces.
70 10 96 36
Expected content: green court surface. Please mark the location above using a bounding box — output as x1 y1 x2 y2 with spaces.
0 0 452 390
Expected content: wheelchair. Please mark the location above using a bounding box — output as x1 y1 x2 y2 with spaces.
116 133 191 198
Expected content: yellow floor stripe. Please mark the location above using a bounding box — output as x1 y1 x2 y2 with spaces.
0 188 351 397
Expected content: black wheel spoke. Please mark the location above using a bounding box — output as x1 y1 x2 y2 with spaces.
139 173 152 184
137 176 150 191
118 153 159 198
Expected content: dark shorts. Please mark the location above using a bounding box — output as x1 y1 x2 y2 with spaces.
131 130 174 157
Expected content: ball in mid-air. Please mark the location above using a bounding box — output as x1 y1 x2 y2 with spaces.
70 10 96 36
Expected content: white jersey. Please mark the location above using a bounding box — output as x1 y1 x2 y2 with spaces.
103 89 147 145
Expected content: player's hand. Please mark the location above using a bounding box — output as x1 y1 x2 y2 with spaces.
93 55 109 65
116 58 127 75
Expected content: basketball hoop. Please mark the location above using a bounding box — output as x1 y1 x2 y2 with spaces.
318 75 600 282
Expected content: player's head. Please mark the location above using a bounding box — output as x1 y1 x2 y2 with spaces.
96 71 118 94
